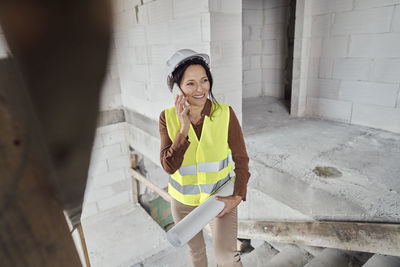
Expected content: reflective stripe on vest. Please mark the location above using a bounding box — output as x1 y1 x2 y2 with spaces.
169 177 200 195
198 153 233 173
178 164 197 176
169 172 233 195
199 173 232 194
178 153 233 176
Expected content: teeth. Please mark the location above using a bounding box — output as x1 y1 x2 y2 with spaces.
193 94 204 99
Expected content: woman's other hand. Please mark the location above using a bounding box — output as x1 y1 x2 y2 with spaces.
175 94 191 137
215 195 242 218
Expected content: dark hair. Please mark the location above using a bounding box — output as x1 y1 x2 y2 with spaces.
168 57 220 118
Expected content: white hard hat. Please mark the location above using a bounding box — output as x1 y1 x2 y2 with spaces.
166 49 210 79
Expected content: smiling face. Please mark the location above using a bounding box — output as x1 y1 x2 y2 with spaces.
179 64 210 107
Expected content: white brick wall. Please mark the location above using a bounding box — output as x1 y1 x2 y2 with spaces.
307 78 340 99
370 59 400 83
321 36 348 58
354 0 400 10
263 0 289 9
311 14 332 37
397 87 400 108
147 0 173 24
332 6 393 35
244 41 262 55
307 97 352 122
263 39 287 55
393 5 400 32
173 0 208 18
319 58 334 78
263 82 285 98
219 0 242 14
349 33 400 58
83 123 132 218
213 65 242 94
311 0 352 15
116 0 211 125
210 0 242 121
261 23 287 39
243 0 263 10
243 82 262 98
243 9 263 25
244 69 262 83
211 41 242 67
300 0 400 133
352 104 400 132
332 58 371 81
243 0 290 99
170 17 202 44
339 81 399 107
211 14 241 41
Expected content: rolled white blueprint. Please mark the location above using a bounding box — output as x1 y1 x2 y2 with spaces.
166 177 235 247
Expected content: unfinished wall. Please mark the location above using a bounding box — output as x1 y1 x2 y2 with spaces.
82 39 132 218
83 122 132 218
297 0 400 133
210 0 243 121
242 0 290 99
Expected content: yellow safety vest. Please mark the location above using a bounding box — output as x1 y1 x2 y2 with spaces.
165 102 234 206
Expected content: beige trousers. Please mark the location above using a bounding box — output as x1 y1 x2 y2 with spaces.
170 198 242 267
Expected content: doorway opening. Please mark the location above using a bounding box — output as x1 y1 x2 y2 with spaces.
242 0 296 134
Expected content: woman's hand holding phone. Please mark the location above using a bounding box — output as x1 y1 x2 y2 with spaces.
175 94 191 137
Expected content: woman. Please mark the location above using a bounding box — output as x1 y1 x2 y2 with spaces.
159 49 250 267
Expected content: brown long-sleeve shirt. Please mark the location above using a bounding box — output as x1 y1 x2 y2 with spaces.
159 99 250 200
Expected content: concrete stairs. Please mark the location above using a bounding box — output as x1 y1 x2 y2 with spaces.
240 241 400 267
362 254 400 267
241 242 279 266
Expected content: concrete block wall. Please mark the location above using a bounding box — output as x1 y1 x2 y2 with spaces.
99 43 123 111
301 0 400 133
243 0 290 99
114 0 210 123
83 123 132 218
210 0 243 122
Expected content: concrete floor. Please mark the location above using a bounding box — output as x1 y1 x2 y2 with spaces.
241 96 400 222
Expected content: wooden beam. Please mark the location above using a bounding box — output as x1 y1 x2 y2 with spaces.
77 225 91 267
238 220 400 257
129 154 139 203
129 168 171 203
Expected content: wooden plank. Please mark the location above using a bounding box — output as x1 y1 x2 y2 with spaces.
130 154 139 203
238 220 400 257
131 178 139 204
78 225 91 267
129 168 171 203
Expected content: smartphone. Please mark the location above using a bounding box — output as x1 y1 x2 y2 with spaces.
172 83 188 108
